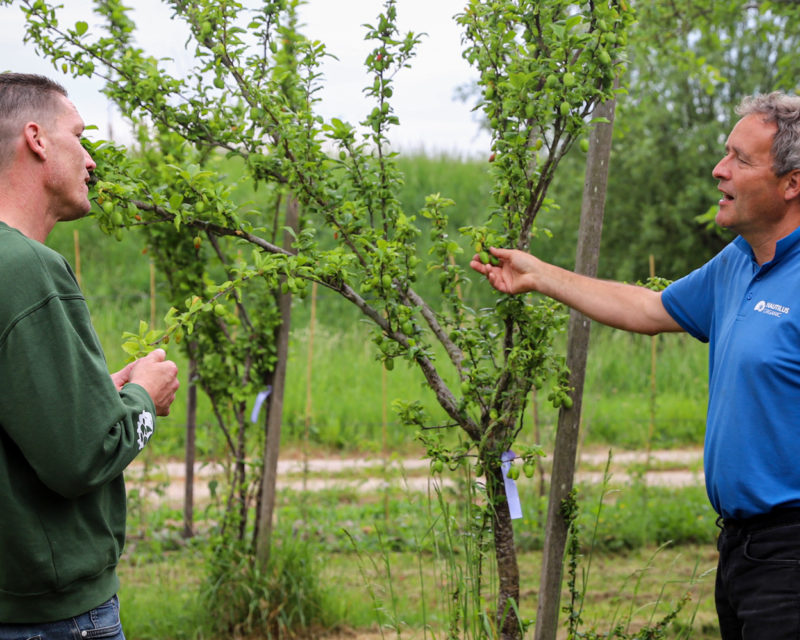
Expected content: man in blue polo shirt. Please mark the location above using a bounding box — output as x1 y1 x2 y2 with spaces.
471 91 800 639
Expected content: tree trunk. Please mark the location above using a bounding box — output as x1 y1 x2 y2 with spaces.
490 467 521 639
236 404 248 541
254 195 299 568
182 355 197 539
534 94 618 640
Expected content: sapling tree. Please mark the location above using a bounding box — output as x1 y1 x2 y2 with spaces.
9 0 633 636
136 146 283 546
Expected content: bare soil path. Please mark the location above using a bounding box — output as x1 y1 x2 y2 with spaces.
127 447 705 507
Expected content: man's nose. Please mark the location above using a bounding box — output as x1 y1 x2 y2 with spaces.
712 156 729 180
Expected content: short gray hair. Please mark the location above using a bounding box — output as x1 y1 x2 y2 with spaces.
736 91 800 176
0 73 68 170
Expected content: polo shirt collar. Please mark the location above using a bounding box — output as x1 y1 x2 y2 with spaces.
734 225 800 269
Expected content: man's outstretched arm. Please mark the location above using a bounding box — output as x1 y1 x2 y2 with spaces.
470 247 683 336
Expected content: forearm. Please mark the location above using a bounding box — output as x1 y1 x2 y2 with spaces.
473 248 683 335
532 261 681 335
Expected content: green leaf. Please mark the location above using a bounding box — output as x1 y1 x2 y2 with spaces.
121 340 141 357
74 21 88 36
169 193 184 210
565 15 583 31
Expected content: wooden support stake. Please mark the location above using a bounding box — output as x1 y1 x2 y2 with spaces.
303 281 318 491
150 261 156 328
646 254 657 469
535 92 618 640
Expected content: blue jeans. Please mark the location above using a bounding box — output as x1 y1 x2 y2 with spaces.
716 511 800 639
0 596 124 640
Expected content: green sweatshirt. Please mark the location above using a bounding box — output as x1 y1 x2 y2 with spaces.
0 222 157 623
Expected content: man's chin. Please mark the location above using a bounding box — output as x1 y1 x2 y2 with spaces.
60 205 91 223
714 210 733 230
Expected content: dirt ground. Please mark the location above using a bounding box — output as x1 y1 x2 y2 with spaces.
127 447 705 508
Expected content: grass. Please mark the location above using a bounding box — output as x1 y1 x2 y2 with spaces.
274 317 709 457
412 544 716 638
99 305 710 462
280 321 453 453
116 541 720 639
119 548 207 640
118 450 721 639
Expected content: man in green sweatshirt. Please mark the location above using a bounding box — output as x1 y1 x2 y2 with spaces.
0 73 180 639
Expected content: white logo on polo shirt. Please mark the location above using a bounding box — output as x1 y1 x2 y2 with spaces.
754 300 790 317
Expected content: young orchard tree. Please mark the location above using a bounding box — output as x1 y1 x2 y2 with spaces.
136 138 284 546
10 0 632 636
79 4 305 558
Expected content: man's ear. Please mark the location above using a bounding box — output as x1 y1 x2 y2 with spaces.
22 121 47 161
783 169 800 202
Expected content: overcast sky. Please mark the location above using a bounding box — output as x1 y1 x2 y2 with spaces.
0 0 491 157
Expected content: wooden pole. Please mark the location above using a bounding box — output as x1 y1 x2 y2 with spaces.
382 361 389 523
150 261 156 328
534 93 618 640
646 254 657 469
255 195 299 568
303 281 318 492
183 354 197 538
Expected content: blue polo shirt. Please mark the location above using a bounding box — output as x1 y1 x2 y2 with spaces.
662 226 800 519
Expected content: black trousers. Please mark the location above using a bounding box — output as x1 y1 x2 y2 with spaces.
716 509 800 639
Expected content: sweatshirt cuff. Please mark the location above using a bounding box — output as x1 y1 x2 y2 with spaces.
120 382 157 417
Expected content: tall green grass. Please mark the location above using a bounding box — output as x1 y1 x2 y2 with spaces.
117 482 719 639
582 329 708 449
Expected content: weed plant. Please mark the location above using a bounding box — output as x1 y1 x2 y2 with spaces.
561 458 710 639
117 528 342 640
343 467 512 639
200 533 336 638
